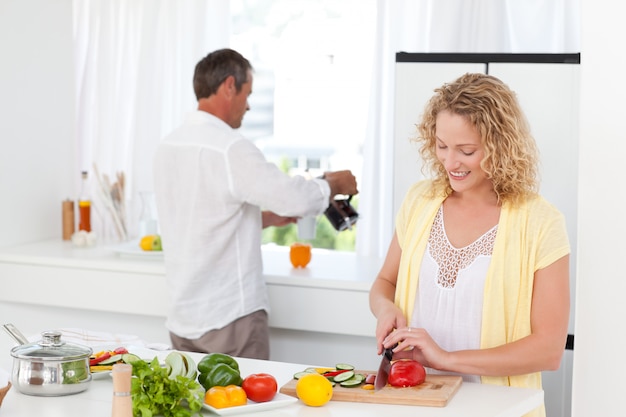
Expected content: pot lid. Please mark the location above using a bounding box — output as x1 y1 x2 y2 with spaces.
10 330 92 361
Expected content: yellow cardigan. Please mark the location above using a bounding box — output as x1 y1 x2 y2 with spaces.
395 181 570 417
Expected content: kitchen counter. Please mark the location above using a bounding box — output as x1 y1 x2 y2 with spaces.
0 239 380 290
0 349 543 417
0 240 382 336
0 239 383 369
0 239 380 335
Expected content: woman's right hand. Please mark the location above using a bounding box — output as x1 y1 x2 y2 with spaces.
369 232 404 355
375 304 407 355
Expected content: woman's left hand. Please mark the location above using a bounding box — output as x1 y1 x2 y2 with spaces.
383 326 448 370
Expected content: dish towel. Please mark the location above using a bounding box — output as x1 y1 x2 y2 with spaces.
26 328 171 351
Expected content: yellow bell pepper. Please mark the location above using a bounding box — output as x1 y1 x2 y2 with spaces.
204 385 247 409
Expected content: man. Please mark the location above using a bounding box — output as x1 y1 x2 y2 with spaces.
153 48 358 359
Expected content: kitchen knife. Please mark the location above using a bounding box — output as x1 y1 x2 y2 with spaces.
374 345 395 391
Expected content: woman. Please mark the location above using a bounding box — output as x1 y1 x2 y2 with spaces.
369 73 569 417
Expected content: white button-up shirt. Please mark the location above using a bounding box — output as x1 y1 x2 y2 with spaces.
153 111 330 338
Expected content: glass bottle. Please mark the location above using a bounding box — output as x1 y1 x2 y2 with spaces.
138 191 158 237
78 171 91 232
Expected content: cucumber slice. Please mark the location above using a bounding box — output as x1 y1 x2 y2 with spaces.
332 370 355 382
340 377 364 387
335 363 355 370
355 373 366 381
99 354 122 365
293 371 311 380
121 353 142 364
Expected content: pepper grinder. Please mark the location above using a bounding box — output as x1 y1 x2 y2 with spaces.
111 363 132 417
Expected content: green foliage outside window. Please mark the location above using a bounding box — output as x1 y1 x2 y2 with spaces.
261 205 357 251
261 157 357 251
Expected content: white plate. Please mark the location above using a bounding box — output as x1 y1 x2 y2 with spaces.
91 370 112 380
202 393 298 415
90 346 166 381
110 240 163 259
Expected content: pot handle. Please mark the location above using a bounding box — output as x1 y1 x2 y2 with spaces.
2 323 29 345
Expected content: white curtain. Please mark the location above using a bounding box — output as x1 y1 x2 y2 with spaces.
73 0 229 241
355 0 580 257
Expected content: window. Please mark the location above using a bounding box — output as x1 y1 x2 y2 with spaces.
230 0 376 251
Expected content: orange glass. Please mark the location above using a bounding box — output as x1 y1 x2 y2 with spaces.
290 243 312 268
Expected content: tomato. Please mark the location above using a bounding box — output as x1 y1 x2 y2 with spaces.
242 373 278 403
388 359 426 387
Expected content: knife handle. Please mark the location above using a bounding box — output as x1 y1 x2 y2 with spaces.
383 343 398 361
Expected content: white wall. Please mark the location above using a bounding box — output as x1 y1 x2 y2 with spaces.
0 0 75 249
571 1 626 415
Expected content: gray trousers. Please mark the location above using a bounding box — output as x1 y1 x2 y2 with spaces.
169 309 270 360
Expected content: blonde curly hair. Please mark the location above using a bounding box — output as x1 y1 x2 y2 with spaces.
415 73 539 205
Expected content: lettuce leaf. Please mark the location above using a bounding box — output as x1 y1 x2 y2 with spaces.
131 357 204 417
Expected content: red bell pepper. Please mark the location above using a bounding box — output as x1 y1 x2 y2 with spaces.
89 351 111 366
322 369 351 377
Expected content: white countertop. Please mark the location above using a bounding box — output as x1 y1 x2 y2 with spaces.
0 349 543 417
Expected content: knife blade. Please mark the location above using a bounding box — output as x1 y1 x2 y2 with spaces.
374 345 395 391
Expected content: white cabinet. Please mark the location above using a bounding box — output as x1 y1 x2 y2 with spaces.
0 241 383 373
392 53 580 417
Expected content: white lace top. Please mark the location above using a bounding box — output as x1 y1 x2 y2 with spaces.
410 206 498 382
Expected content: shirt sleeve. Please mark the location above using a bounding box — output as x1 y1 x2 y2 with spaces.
225 137 331 217
533 199 571 270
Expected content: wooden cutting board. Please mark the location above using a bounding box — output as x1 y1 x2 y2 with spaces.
279 371 462 407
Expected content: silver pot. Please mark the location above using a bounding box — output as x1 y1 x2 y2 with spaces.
7 328 92 396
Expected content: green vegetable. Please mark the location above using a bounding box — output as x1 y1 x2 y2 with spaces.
99 354 123 365
131 357 204 417
121 353 142 364
61 359 89 384
197 353 239 373
197 353 242 390
332 370 355 382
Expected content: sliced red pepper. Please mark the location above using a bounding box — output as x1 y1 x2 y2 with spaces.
323 369 350 377
89 351 111 366
113 347 129 355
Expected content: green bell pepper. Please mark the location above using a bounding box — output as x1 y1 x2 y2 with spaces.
197 353 242 390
